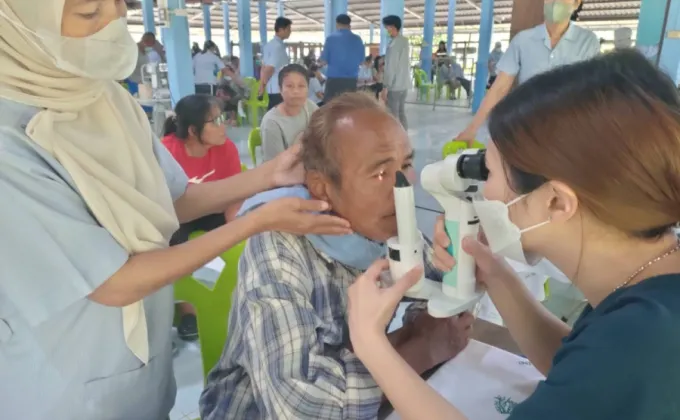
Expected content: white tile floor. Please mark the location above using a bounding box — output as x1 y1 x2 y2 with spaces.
169 97 580 418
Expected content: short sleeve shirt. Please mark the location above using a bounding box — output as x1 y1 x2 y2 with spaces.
162 133 242 184
0 98 188 420
497 23 600 84
509 274 680 420
262 36 290 95
193 52 225 85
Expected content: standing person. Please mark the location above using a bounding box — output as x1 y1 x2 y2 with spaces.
457 0 599 145
261 64 318 162
487 41 504 88
193 40 227 96
347 50 680 420
260 17 292 110
0 1 352 418
381 15 410 130
140 32 165 64
319 14 365 102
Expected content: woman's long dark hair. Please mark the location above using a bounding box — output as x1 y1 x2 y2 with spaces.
203 40 221 57
162 94 220 140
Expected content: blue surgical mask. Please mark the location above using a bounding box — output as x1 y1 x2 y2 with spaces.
238 186 386 270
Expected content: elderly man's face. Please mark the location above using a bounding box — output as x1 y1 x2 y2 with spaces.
308 110 415 242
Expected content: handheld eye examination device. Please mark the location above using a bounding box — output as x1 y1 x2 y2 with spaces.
386 148 488 318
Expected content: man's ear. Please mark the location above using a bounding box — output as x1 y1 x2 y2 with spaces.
306 171 331 202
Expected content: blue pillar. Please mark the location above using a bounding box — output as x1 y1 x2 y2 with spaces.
259 0 268 46
421 0 436 78
237 0 254 77
223 1 231 56
659 0 680 84
142 0 155 34
278 0 285 17
471 0 493 113
380 0 405 54
324 0 335 39
369 23 374 45
203 4 212 41
636 0 666 48
447 0 457 54
163 0 195 106
334 0 348 17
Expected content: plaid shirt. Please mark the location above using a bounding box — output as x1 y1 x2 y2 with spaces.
200 231 442 420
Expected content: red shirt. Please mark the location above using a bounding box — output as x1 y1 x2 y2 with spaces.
162 133 242 184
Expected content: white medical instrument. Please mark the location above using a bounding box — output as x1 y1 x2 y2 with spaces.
386 150 487 317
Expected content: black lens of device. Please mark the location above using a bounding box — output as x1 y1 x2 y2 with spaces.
457 150 488 181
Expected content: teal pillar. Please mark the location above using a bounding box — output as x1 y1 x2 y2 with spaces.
163 0 195 105
421 0 436 77
278 0 285 17
237 0 254 77
636 0 666 48
447 0 457 54
324 0 335 39
334 0 348 17
380 0 405 55
259 0 268 46
659 0 680 84
223 1 231 56
203 3 212 41
142 0 155 34
471 0 493 113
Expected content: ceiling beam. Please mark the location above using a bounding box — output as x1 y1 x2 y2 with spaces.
461 0 504 23
282 4 323 26
348 9 375 24
404 7 422 20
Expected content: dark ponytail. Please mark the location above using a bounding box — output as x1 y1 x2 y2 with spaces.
162 94 219 140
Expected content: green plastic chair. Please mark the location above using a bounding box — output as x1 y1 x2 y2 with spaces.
413 68 434 102
248 128 262 166
174 236 247 379
441 139 485 159
243 79 269 128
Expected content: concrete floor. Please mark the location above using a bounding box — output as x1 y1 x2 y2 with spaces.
169 99 579 419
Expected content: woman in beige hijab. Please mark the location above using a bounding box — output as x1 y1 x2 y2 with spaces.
0 1 350 419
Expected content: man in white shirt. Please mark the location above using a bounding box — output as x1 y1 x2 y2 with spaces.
260 17 292 110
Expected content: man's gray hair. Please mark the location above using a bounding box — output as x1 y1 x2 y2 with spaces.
300 92 388 185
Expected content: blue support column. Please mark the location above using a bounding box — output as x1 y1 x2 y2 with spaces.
333 0 348 17
237 0 254 77
369 23 374 45
324 0 335 39
659 0 680 84
380 0 405 55
471 0 493 113
203 3 212 41
421 0 436 78
223 1 232 56
278 0 285 17
259 1 268 47
163 0 195 106
447 0 458 54
636 0 666 48
142 0 155 34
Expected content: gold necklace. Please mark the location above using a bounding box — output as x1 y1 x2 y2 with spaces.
614 241 680 292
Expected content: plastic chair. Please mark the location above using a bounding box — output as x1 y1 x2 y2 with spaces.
248 128 262 166
244 79 269 128
413 68 434 102
241 163 248 172
174 236 246 379
441 140 486 159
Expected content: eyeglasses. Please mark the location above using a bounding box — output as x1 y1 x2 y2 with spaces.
207 113 228 126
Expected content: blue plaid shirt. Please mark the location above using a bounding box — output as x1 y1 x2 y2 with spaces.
199 231 442 420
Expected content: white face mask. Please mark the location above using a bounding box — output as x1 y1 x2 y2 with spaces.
1 10 139 81
472 194 550 266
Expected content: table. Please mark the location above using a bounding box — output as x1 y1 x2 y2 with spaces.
383 338 544 420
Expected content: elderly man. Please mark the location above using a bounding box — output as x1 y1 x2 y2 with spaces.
200 92 473 420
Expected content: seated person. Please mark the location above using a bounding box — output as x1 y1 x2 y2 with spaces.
308 64 325 106
200 92 473 419
217 56 248 125
439 58 472 99
261 64 318 162
358 56 375 90
162 94 243 341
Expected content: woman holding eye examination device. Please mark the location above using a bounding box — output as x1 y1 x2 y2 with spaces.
347 50 680 420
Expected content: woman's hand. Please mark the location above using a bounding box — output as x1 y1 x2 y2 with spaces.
432 215 515 288
348 260 423 357
250 197 352 236
268 143 305 187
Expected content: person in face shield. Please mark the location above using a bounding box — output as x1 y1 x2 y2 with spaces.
345 50 680 420
0 1 351 419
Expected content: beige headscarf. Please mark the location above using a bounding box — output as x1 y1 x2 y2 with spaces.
0 0 180 363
